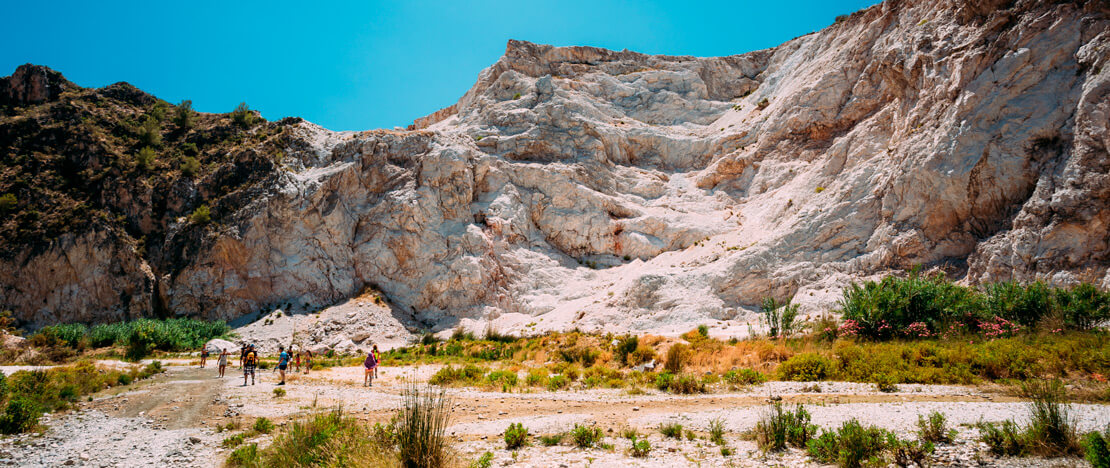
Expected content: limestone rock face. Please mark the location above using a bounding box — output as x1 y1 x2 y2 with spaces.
3 0 1109 335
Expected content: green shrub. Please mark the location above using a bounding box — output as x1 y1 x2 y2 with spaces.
654 371 674 391
222 433 247 448
273 388 286 398
889 436 934 468
180 156 201 177
659 422 683 439
34 323 88 347
978 420 1024 456
839 271 983 340
755 403 815 452
697 324 709 338
557 347 599 366
485 370 518 388
872 373 898 393
190 204 211 225
1085 428 1110 468
253 417 274 434
723 368 765 385
470 451 493 468
504 422 528 449
0 193 16 212
917 411 954 443
629 436 651 457
546 374 569 391
985 281 1052 327
134 146 157 172
806 419 889 468
1054 283 1110 330
138 117 162 147
614 335 638 366
778 353 832 381
231 102 256 128
667 374 705 394
429 365 486 386
173 100 196 129
0 398 39 434
570 424 602 448
226 443 260 467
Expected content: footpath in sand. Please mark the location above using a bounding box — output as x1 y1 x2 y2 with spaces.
1 362 1108 467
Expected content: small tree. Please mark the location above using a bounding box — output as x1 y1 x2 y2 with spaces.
0 193 16 212
180 156 200 177
190 204 211 224
231 102 255 128
135 147 157 171
137 116 162 147
173 100 196 129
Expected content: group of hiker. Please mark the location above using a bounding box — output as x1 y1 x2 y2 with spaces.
199 342 381 387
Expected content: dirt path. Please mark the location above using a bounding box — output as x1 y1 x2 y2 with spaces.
91 366 227 430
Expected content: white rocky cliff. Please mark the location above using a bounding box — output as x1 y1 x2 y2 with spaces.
3 0 1109 336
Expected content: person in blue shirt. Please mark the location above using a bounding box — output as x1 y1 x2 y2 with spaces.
275 346 290 386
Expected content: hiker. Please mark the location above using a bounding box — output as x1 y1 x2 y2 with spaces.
363 346 378 387
243 344 258 386
239 343 247 369
303 350 313 374
292 350 301 373
372 344 380 379
275 346 290 385
218 348 228 378
199 346 209 368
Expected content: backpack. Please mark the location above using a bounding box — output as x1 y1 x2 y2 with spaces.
364 352 377 368
245 351 257 365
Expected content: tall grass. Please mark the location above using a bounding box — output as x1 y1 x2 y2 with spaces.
761 297 799 338
396 383 453 468
33 317 231 354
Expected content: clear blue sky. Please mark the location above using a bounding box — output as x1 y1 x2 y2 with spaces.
2 0 878 131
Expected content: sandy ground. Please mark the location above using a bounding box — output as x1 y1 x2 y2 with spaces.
0 362 1105 467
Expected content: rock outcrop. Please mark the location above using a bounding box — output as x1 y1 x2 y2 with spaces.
2 0 1108 335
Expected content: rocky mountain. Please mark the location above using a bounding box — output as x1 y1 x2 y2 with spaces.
1 0 1108 335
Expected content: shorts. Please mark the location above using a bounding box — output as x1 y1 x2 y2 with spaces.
278 364 287 371
244 364 256 374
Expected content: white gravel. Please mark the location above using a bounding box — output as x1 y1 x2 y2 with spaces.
0 411 220 468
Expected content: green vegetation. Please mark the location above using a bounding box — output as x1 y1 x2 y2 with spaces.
629 436 651 457
253 417 274 434
190 204 211 224
173 100 196 129
570 424 603 448
538 433 563 446
659 422 683 439
0 193 16 212
806 420 895 468
754 403 816 452
180 156 201 177
917 411 954 444
761 297 799 338
135 146 157 170
1085 428 1110 468
0 361 163 434
708 417 727 446
273 387 286 398
977 380 1082 457
777 353 832 381
19 317 230 364
840 271 1109 340
232 102 256 128
395 383 452 467
504 422 528 449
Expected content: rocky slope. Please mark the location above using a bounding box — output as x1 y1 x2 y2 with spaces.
2 0 1108 335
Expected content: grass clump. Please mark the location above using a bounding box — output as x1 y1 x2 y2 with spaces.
570 424 603 448
429 365 486 386
806 419 890 468
664 343 688 373
396 383 453 467
754 403 816 452
708 417 727 446
659 422 683 439
1084 427 1110 468
253 417 274 434
538 433 563 446
629 436 651 457
722 368 765 386
272 388 286 398
976 380 1081 457
503 422 528 449
916 411 954 444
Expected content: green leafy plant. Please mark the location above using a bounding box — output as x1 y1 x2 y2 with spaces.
708 417 727 446
777 353 832 381
761 297 799 338
253 417 274 434
629 436 651 457
917 411 954 443
190 204 211 225
570 424 603 448
1084 427 1110 468
504 422 529 449
659 422 683 439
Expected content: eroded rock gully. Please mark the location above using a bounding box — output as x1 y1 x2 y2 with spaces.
2 0 1108 335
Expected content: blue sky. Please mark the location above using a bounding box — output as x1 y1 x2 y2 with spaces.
2 0 878 131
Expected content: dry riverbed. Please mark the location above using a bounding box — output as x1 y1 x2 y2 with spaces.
0 362 1105 467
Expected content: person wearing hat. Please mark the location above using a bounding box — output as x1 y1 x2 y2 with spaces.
243 344 259 386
